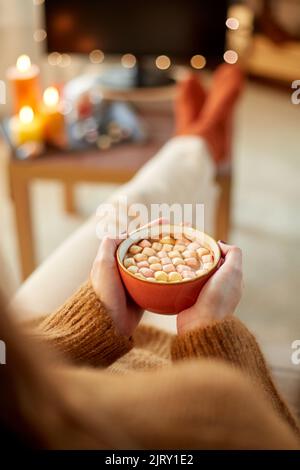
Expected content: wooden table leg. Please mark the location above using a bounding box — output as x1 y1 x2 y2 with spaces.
63 181 76 215
215 172 232 243
10 167 36 280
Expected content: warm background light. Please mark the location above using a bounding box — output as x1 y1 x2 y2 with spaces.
190 55 206 69
121 53 137 69
33 29 47 42
226 17 240 30
19 106 34 124
60 54 72 67
223 50 239 64
89 49 105 64
155 55 171 70
33 0 45 4
16 55 31 73
43 87 59 107
48 52 62 66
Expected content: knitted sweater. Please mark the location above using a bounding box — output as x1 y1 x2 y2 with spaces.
25 281 300 449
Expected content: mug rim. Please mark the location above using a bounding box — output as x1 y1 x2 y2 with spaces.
116 224 221 286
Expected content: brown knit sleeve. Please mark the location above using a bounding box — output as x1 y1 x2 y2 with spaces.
30 281 133 367
171 317 300 437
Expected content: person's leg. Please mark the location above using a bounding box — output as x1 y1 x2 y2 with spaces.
12 66 243 319
11 215 98 319
12 135 217 320
175 74 207 135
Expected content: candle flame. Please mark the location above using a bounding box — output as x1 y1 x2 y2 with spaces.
19 106 34 124
16 55 32 73
43 86 60 107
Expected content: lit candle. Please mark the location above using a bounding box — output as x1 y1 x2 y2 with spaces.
41 86 66 148
10 106 43 146
7 55 41 114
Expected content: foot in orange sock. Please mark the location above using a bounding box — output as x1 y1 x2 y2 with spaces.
175 64 244 165
189 64 244 164
175 74 207 135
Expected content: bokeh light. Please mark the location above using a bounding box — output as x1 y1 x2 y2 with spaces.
155 55 171 70
89 49 105 64
223 50 238 64
43 87 59 108
19 106 34 124
121 54 137 69
48 52 62 66
59 54 72 67
33 29 47 42
16 55 31 72
190 55 206 69
226 17 240 30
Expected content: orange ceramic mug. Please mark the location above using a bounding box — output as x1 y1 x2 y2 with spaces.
116 224 221 314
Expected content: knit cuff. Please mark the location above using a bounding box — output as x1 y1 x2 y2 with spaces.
35 281 133 366
171 317 261 370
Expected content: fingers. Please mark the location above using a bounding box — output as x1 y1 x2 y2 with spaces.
218 242 242 273
95 236 119 264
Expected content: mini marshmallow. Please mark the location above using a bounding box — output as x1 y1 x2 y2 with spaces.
160 236 175 245
174 244 186 252
163 263 175 273
196 269 205 276
161 257 172 265
162 243 173 252
139 268 154 278
188 242 201 251
134 273 146 280
149 263 162 271
124 257 136 268
185 257 199 269
202 254 213 264
182 250 197 259
137 261 150 268
139 239 152 248
148 256 160 264
134 253 147 262
168 250 181 259
173 257 185 266
152 242 162 251
154 271 168 282
142 247 156 257
181 237 192 245
168 272 182 282
203 262 213 270
182 271 196 279
176 264 191 273
127 265 138 274
197 247 210 257
157 251 166 259
129 244 143 255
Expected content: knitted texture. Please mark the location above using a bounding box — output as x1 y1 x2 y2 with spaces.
171 317 300 436
33 281 133 366
20 282 300 449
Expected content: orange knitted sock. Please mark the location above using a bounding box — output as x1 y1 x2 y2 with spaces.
175 64 244 164
189 64 244 164
175 74 207 135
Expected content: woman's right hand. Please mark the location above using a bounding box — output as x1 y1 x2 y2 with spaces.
177 242 243 334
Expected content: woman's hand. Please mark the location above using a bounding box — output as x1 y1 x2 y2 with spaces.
177 242 243 334
91 236 142 337
91 219 167 337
